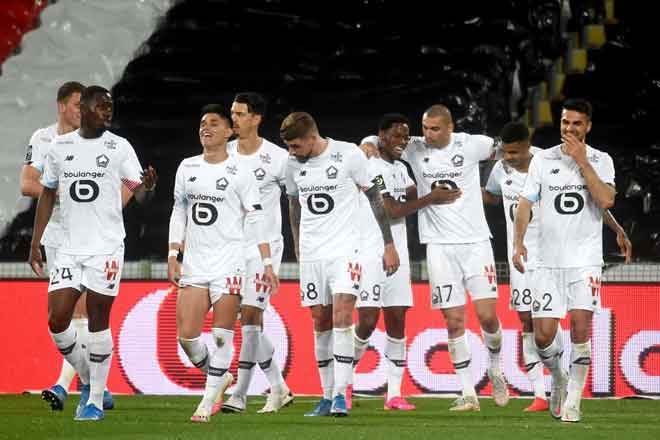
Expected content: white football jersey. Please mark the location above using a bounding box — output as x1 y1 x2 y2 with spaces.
286 138 376 262
358 157 413 263
41 130 143 255
170 154 261 276
521 144 615 268
228 138 288 259
402 133 495 244
25 123 63 248
485 147 543 269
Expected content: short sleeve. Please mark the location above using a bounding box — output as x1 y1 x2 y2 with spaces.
275 150 287 187
40 148 59 189
285 160 299 197
347 147 375 189
485 161 503 195
367 158 388 195
595 152 615 186
521 155 542 203
26 131 46 171
465 134 496 162
119 141 143 192
238 168 262 211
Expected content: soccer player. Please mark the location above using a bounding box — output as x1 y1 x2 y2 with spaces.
513 99 618 422
353 113 462 411
283 112 399 417
28 86 157 421
168 104 279 423
361 105 507 411
485 121 631 413
222 92 293 414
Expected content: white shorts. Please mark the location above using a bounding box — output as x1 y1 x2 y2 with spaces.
509 266 535 312
531 266 602 319
300 256 362 307
48 246 124 297
242 239 284 310
427 241 498 309
179 265 246 305
44 246 57 273
357 258 413 308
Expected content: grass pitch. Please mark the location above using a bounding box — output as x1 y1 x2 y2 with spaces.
1 394 658 440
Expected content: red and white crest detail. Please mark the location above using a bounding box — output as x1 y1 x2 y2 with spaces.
226 276 242 295
347 262 362 282
254 273 270 293
589 276 601 297
105 260 119 281
484 265 496 285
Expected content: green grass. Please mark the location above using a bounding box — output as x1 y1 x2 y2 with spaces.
1 395 659 440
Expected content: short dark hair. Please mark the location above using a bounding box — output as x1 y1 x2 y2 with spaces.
57 81 85 103
378 113 410 132
234 92 267 116
280 112 317 141
80 85 110 107
200 104 232 127
500 121 530 144
563 98 593 120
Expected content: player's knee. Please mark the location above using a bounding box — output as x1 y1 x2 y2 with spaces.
333 308 353 327
310 307 333 330
48 315 69 334
534 332 553 349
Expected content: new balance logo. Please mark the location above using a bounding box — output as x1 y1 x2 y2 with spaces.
550 168 560 174
299 170 307 176
188 176 197 182
65 155 74 161
505 179 512 185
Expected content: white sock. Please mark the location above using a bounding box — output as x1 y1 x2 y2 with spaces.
448 333 476 397
87 329 113 409
537 329 564 381
178 336 209 372
351 330 369 387
201 328 234 411
522 332 546 399
50 323 89 385
257 331 285 389
333 327 354 398
482 324 502 374
314 330 334 400
566 341 591 409
234 325 260 397
385 335 406 399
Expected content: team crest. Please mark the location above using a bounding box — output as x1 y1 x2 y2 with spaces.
225 276 242 295
484 264 496 285
588 276 601 297
254 168 266 181
451 154 464 167
96 154 110 168
254 273 270 294
347 262 362 282
216 177 229 190
105 260 119 281
326 166 338 179
104 140 117 150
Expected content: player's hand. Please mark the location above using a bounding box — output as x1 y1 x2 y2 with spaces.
28 245 45 277
561 132 587 166
263 265 280 295
360 142 380 159
512 243 527 274
167 256 181 286
141 165 158 190
382 243 400 276
429 187 462 204
616 230 633 263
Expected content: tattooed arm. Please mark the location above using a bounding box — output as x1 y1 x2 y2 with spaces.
364 185 400 275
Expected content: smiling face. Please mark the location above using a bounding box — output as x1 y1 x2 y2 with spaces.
58 92 82 129
422 114 453 148
81 91 113 130
379 122 410 161
560 109 591 142
502 140 531 169
199 112 233 149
